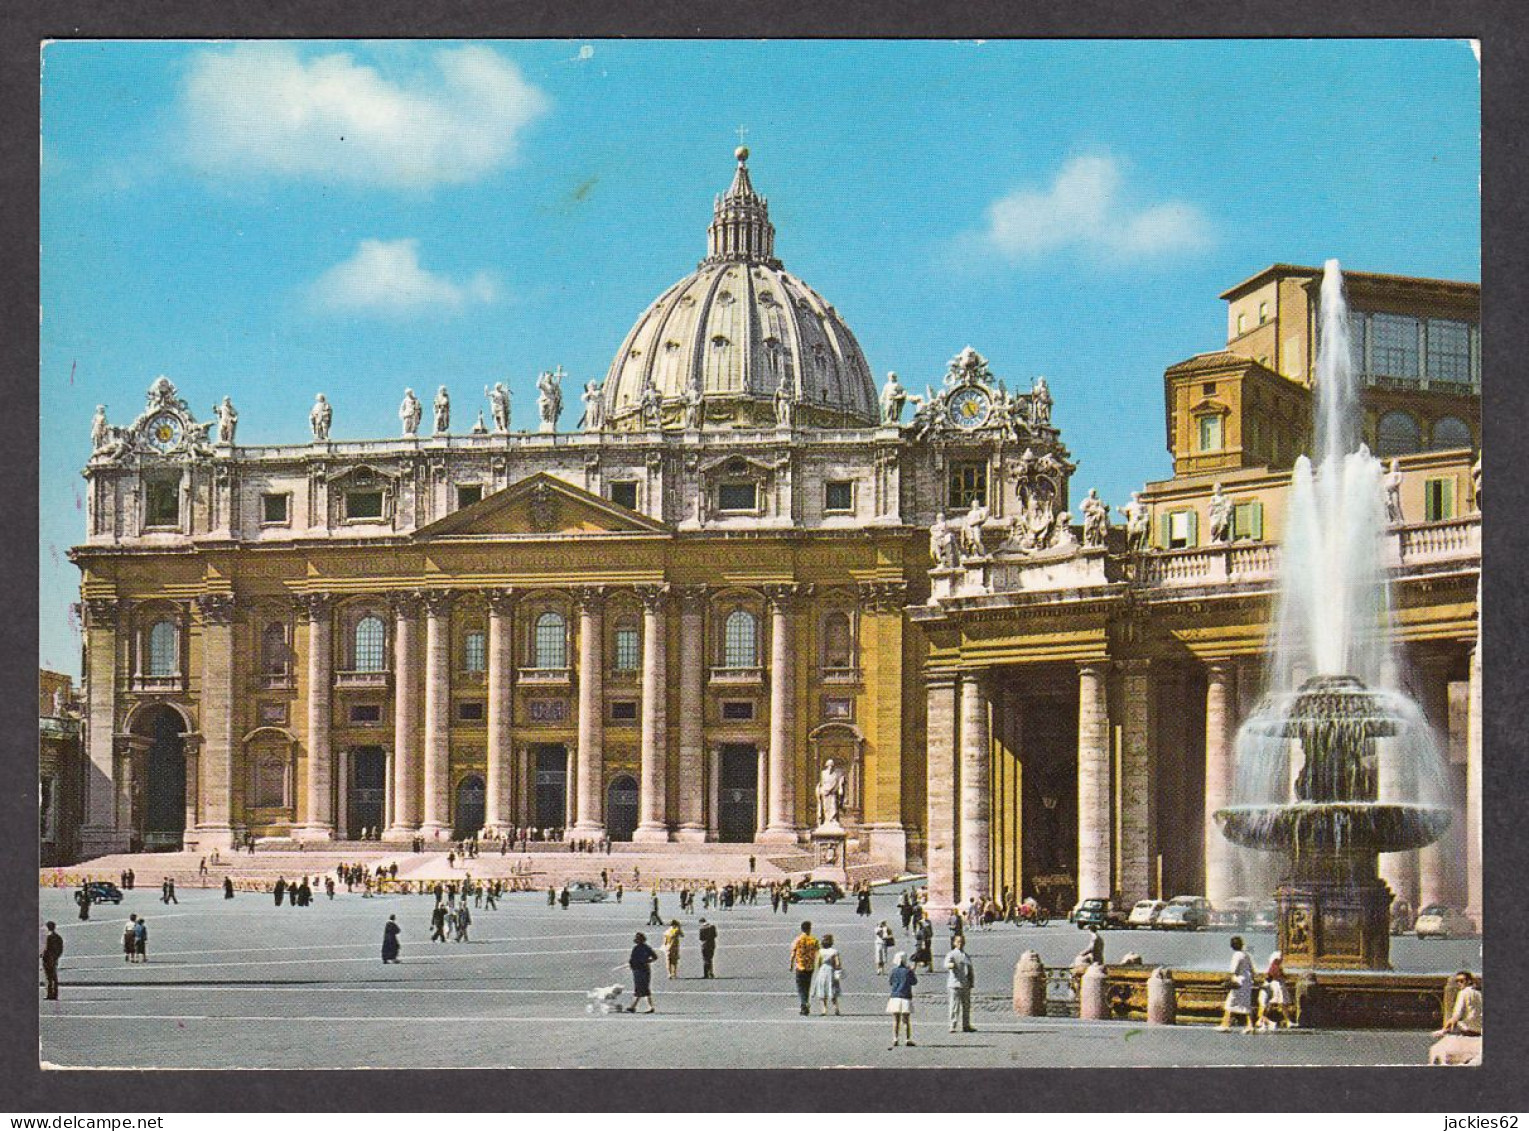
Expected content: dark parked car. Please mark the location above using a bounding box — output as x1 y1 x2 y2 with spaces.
83 881 124 904
786 879 845 904
1071 897 1126 930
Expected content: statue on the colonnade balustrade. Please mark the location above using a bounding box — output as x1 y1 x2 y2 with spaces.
1208 484 1232 544
1081 488 1110 548
929 513 959 569
879 371 907 425
399 389 422 437
1118 491 1149 553
487 382 512 433
433 386 451 435
537 368 564 431
91 405 110 453
213 396 238 445
580 380 606 432
310 394 332 442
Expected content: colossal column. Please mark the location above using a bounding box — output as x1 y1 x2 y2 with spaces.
959 672 992 905
1203 658 1238 905
1414 651 1455 909
1466 641 1482 928
1118 659 1154 904
573 587 606 834
80 597 127 856
419 590 454 838
195 592 238 849
924 673 959 910
297 592 334 840
634 585 671 841
386 592 422 838
674 587 707 842
1076 661 1112 903
759 584 800 843
484 588 516 836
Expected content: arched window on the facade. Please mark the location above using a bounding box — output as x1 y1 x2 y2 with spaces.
146 620 178 677
723 610 759 669
463 629 486 674
261 623 289 675
353 615 386 672
822 611 854 671
534 612 567 669
1430 416 1473 451
1376 410 1423 457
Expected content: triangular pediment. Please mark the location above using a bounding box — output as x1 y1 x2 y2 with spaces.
415 472 671 539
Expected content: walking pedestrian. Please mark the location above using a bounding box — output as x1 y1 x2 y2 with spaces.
944 935 976 1032
123 914 138 962
456 903 472 942
856 884 872 917
75 886 90 921
663 919 684 978
382 915 402 963
133 916 148 963
698 918 718 978
647 891 662 926
811 933 843 1015
874 920 895 973
559 885 571 910
1217 935 1256 1033
223 876 235 899
627 932 659 1013
789 921 820 1016
274 877 286 907
430 902 448 942
886 951 917 1048
41 921 63 1000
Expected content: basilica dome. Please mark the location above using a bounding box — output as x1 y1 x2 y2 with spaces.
602 148 878 430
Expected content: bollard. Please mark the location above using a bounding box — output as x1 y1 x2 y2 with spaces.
1012 950 1047 1017
1079 962 1110 1020
1147 967 1176 1025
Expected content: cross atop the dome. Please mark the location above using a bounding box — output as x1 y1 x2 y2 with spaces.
735 124 749 148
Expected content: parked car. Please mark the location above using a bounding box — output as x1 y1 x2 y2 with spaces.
1414 904 1474 939
1156 895 1211 931
1248 901 1277 932
786 879 845 904
1127 899 1167 929
82 881 124 904
1210 897 1253 930
1071 897 1127 930
565 881 607 903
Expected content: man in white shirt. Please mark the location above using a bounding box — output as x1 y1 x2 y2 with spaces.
944 936 977 1033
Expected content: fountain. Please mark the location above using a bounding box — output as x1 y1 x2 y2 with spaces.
1213 261 1453 973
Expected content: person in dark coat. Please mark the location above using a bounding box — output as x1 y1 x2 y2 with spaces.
430 902 448 942
224 876 235 899
274 877 287 906
627 932 658 1013
382 915 402 963
133 917 148 962
41 921 63 1000
76 887 90 920
698 918 718 979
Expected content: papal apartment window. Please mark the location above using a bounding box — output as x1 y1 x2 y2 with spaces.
354 616 386 672
721 700 755 721
613 626 640 673
825 481 854 513
457 701 485 722
346 490 384 521
1370 313 1421 381
609 480 639 510
146 620 178 676
534 612 567 669
1376 411 1422 458
723 610 759 668
948 463 987 510
457 484 483 510
1430 416 1473 451
717 482 758 512
145 478 180 527
1426 320 1472 387
1198 415 1223 452
349 703 382 725
261 493 291 525
1424 477 1455 523
463 630 486 674
1231 501 1264 542
1165 509 1197 550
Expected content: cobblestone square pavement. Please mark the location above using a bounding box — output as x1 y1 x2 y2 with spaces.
39 885 1478 1069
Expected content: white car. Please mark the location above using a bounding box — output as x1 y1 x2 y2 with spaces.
1127 899 1167 929
1414 904 1474 939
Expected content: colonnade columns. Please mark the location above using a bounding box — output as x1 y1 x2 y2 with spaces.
674 587 707 842
1377 654 1418 907
1465 642 1482 927
634 585 670 841
418 590 454 838
80 598 127 856
483 588 516 836
1202 658 1238 906
759 585 801 844
1076 661 1112 903
1118 659 1154 905
385 592 422 838
958 672 991 905
1414 651 1455 909
573 587 606 835
924 673 959 910
297 593 334 840
193 593 237 849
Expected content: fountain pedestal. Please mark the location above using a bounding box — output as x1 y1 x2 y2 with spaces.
1277 873 1394 971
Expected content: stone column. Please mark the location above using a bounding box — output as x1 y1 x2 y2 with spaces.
634 585 670 841
80 597 128 856
573 587 606 834
959 672 992 904
335 747 350 840
418 590 454 838
759 585 801 843
1415 652 1455 909
297 593 334 840
1118 659 1154 905
1466 641 1482 927
386 592 422 838
194 593 238 849
517 745 532 828
708 746 721 840
925 673 959 910
674 587 707 842
1203 658 1238 906
1377 654 1418 908
1076 661 1112 903
484 589 516 836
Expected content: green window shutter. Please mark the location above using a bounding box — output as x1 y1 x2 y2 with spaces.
1441 480 1454 520
1160 512 1171 549
1187 509 1199 547
1250 501 1264 541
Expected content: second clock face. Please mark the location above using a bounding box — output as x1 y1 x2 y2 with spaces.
947 387 991 430
146 412 184 453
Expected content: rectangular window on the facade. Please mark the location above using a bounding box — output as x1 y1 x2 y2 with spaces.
1258 301 1269 324
350 703 382 724
1198 415 1223 452
1231 500 1265 542
613 627 640 672
609 480 639 510
1164 508 1198 550
253 760 286 809
610 700 638 722
456 484 483 509
1370 313 1421 380
948 462 987 510
1424 477 1455 523
145 478 180 527
1426 320 1473 387
822 696 853 721
261 493 290 525
346 490 384 520
825 480 854 513
721 700 755 721
463 630 486 673
259 702 289 726
717 482 758 512
457 701 485 722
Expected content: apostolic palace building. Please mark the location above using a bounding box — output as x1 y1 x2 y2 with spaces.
65 149 1482 924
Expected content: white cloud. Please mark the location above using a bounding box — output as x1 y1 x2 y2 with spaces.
308 239 499 315
979 154 1211 259
180 44 549 188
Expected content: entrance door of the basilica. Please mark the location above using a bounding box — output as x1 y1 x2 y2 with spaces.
141 706 186 850
348 747 386 837
606 774 638 841
718 744 758 843
533 745 568 830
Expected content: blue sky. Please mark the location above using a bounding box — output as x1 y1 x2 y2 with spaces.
39 39 1481 676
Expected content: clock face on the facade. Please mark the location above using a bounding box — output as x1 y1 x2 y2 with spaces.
947 387 991 430
145 412 184 453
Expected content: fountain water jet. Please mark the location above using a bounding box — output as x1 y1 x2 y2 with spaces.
1213 260 1452 971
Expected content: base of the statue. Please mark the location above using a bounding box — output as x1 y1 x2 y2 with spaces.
810 822 850 883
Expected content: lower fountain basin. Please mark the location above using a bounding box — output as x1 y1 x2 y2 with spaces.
1214 802 1452 854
